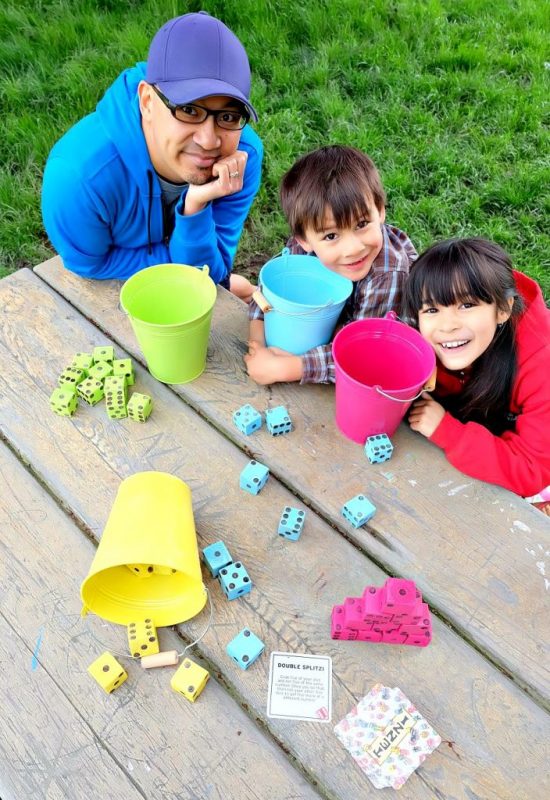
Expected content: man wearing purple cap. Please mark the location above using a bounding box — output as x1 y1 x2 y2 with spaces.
42 12 263 298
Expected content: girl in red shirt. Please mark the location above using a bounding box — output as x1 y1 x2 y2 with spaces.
402 237 550 514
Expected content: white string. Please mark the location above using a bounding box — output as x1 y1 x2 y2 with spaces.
82 587 213 662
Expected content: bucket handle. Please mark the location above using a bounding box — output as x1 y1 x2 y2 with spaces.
375 367 437 403
252 288 336 317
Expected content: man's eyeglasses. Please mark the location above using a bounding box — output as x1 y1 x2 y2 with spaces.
151 85 249 130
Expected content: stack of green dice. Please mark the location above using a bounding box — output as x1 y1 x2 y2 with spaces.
49 346 153 422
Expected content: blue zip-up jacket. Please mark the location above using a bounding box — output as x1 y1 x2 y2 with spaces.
41 63 263 282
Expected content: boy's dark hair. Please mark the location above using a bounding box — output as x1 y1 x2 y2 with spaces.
402 237 524 435
280 145 386 238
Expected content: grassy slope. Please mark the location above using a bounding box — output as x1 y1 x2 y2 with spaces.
0 0 548 297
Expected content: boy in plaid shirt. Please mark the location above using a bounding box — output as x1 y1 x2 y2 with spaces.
245 145 417 384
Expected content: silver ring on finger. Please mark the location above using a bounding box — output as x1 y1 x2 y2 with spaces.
229 171 239 178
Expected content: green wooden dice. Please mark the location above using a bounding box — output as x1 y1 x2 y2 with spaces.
104 376 127 419
93 345 115 364
58 366 86 388
127 393 153 422
113 358 135 386
88 361 113 381
77 377 105 405
71 352 94 374
50 386 78 416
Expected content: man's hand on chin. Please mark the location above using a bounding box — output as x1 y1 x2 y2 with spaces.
184 150 248 214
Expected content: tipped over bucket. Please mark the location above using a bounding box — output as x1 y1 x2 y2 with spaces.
80 472 207 626
256 251 353 354
332 313 436 443
120 263 217 384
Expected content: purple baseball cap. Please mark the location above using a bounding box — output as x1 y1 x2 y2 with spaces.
146 11 258 121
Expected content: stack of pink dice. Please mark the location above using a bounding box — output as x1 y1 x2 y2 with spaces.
330 578 432 647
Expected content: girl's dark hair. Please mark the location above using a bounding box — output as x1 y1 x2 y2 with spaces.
402 238 524 434
280 145 386 237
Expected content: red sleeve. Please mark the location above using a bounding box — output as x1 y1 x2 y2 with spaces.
429 350 550 496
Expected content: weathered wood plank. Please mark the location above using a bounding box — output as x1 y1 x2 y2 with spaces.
34 256 550 707
0 442 320 800
2 268 549 800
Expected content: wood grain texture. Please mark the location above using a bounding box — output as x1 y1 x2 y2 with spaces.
2 267 549 799
0 443 320 800
33 257 550 708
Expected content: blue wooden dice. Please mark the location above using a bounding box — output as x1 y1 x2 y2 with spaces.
218 561 252 600
365 434 393 464
202 541 233 577
233 404 262 435
240 459 269 495
265 405 292 436
226 628 265 670
342 494 377 528
278 506 306 541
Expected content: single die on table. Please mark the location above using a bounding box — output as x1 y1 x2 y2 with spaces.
218 561 252 600
93 345 115 364
88 360 113 381
233 403 262 435
202 541 233 577
171 657 209 702
127 392 153 422
50 386 78 417
113 358 135 386
226 628 265 670
239 459 269 495
72 352 94 373
126 563 154 578
88 651 128 693
278 506 306 541
265 405 292 436
58 365 86 388
127 619 160 658
342 494 376 528
365 434 393 464
77 377 105 405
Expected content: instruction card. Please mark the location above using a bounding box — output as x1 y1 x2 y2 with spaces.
267 652 332 722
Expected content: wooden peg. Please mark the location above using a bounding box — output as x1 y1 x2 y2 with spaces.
251 290 272 313
141 650 179 669
423 367 437 392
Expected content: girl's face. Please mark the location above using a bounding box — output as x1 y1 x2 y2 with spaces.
418 297 513 371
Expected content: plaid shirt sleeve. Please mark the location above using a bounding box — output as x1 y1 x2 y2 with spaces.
248 296 264 320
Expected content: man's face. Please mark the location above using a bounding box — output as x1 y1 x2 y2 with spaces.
139 83 243 184
296 204 386 282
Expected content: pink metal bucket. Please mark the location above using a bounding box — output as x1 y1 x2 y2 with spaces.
332 313 436 443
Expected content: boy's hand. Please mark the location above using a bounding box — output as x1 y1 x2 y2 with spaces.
244 342 303 385
184 151 248 215
408 393 445 438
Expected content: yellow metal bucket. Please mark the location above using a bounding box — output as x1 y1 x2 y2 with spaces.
80 472 207 626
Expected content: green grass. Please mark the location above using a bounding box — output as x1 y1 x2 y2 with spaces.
1 0 549 298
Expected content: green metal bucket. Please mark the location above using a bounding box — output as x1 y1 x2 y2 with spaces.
120 264 217 384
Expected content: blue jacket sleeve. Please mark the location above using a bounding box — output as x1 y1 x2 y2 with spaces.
169 131 263 284
41 158 170 280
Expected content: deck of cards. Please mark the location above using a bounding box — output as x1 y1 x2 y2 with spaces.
334 684 441 789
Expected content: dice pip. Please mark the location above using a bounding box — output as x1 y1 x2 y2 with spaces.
239 459 269 495
171 657 209 702
50 386 78 417
218 561 252 600
265 405 292 436
342 494 376 528
365 434 393 464
202 541 233 577
93 345 114 364
127 392 153 422
88 651 128 693
278 506 306 541
233 404 262 435
226 628 265 670
127 619 160 658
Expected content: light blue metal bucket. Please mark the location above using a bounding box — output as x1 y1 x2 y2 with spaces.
257 251 353 355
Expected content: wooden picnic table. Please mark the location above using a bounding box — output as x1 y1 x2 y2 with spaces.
0 257 548 800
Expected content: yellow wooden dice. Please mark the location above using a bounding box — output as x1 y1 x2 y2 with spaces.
88 651 127 694
127 619 160 658
170 657 209 702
